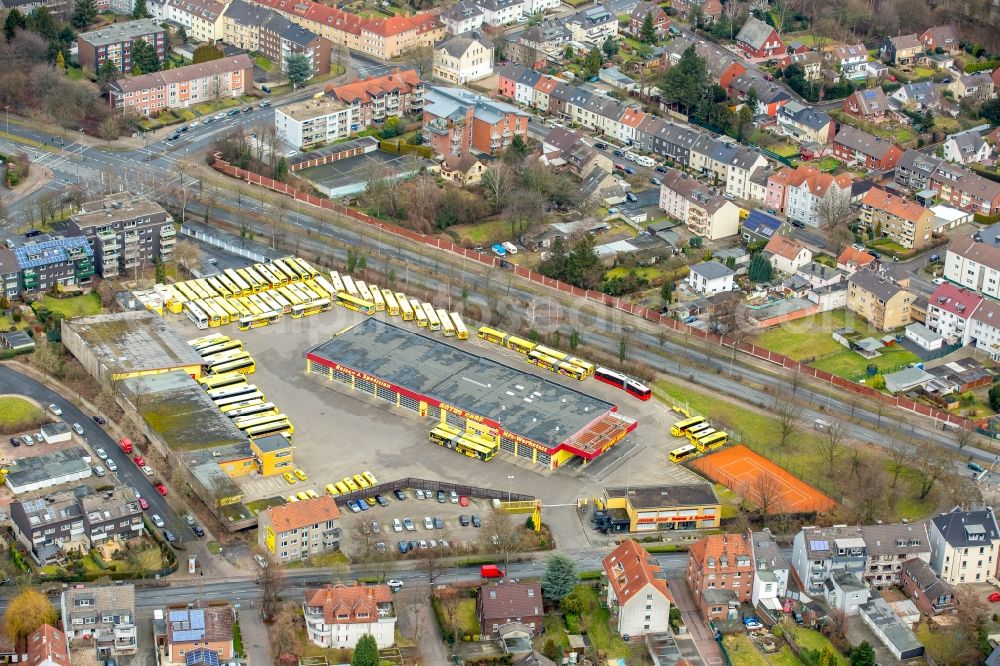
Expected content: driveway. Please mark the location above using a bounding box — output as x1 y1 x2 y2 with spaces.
667 575 725 665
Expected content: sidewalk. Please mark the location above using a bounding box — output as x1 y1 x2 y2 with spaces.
667 575 725 665
237 606 274 666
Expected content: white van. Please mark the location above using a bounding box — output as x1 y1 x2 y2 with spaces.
635 155 656 167
502 242 518 255
624 151 640 162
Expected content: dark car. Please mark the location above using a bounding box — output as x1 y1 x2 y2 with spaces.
434 517 444 529
192 525 205 537
612 149 624 157
168 133 181 141
393 489 407 501
398 540 409 554
459 514 470 526
227 109 241 117
163 530 177 543
595 142 608 150
179 125 189 132
792 610 804 625
243 106 254 113
471 515 481 528
376 494 390 507
9 437 17 446
408 540 418 551
655 166 668 173
436 490 446 503
92 415 106 425
25 229 41 238
791 220 805 228
624 167 635 175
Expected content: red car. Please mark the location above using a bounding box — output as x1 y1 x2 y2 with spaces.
155 483 168 496
138 498 149 510
459 496 470 507
989 592 1000 603
133 455 145 467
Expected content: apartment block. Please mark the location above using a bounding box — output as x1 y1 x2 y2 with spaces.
945 225 1000 300
0 236 94 299
846 269 913 331
423 85 528 156
602 539 672 636
108 55 254 116
687 533 753 621
791 526 868 597
858 188 934 249
257 495 341 563
67 193 174 279
274 96 359 150
765 164 851 228
76 19 166 72
926 282 983 344
860 523 930 589
928 508 1000 584
61 584 138 656
303 583 395 649
750 530 789 611
327 69 424 128
223 0 331 75
162 0 227 43
433 32 494 84
658 169 740 241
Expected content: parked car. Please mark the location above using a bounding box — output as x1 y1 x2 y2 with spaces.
932 277 946 285
434 517 444 529
95 447 108 460
167 133 181 141
93 465 105 477
8 437 18 447
471 515 481 528
437 490 446 503
403 518 415 531
415 489 425 500
254 554 268 568
106 459 118 472
151 514 165 528
650 177 662 186
423 516 434 530
376 495 390 507
192 525 205 537
623 167 635 175
142 465 154 476
394 489 407 501
33 433 43 444
459 515 470 526
19 435 31 446
93 415 106 425
743 616 763 630
138 498 149 510
163 531 177 544
155 483 167 496
655 165 668 173
398 541 409 554
48 404 62 416
347 500 361 513
450 490 459 503
612 149 624 157
387 579 403 592
184 515 196 526
392 518 403 532
72 423 84 436
260 100 271 108
595 142 608 150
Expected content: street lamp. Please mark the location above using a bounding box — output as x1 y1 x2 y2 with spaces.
507 475 514 503
4 106 8 134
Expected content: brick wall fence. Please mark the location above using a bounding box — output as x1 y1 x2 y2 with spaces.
211 156 976 433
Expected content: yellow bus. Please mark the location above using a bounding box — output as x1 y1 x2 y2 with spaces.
219 398 266 414
207 382 258 402
246 420 292 439
353 474 370 490
173 282 196 303
534 345 566 361
422 303 441 331
237 311 281 331
198 372 246 390
189 333 229 350
291 298 333 318
506 336 536 354
325 484 340 497
342 275 359 297
267 290 291 314
282 257 309 281
278 286 302 307
237 297 261 316
457 433 499 461
194 299 222 327
270 259 297 283
264 262 290 286
231 299 253 318
343 477 360 492
204 346 247 364
671 416 706 437
295 257 320 279
697 431 728 452
429 423 462 448
198 339 243 357
225 268 252 296
369 287 386 312
237 268 262 293
382 289 400 316
557 361 587 381
249 295 271 315
207 276 231 298
412 299 428 327
298 283 322 302
527 350 558 372
356 281 374 303
205 299 231 326
336 293 376 315
209 354 256 376
162 285 185 313
363 471 377 485
217 272 241 296
254 264 281 290
244 266 270 291
214 297 240 322
334 480 350 495
451 313 468 340
213 390 263 407
687 426 715 444
438 309 455 337
396 293 414 320
256 291 282 314
669 444 699 463
477 327 507 345
566 356 595 377
287 283 311 303
190 279 213 300
330 272 345 293
225 402 278 419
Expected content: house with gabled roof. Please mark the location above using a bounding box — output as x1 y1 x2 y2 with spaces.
626 0 669 39
927 282 983 344
950 71 995 100
900 558 955 616
832 125 903 171
847 269 913 331
837 246 876 274
741 209 784 244
830 43 868 80
735 16 785 61
765 234 812 274
881 34 923 66
26 625 68 666
164 604 234 665
603 539 672 636
889 80 941 111
776 100 833 144
433 31 493 84
942 131 993 166
920 25 960 54
327 68 424 127
303 583 395 649
687 534 753 621
843 88 890 123
62 584 137 656
928 507 1000 584
477 581 543 638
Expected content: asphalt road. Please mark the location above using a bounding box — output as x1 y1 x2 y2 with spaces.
0 366 186 542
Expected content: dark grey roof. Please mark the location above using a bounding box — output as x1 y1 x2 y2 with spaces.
736 16 776 50
690 260 735 281
604 483 718 509
6 447 91 486
437 32 491 59
898 148 942 177
859 598 924 658
848 269 905 301
694 137 765 171
441 0 484 21
860 522 929 556
901 557 953 599
751 530 789 572
779 101 831 131
834 125 897 159
828 571 866 592
932 508 1000 548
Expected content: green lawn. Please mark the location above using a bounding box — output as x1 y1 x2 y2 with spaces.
66 67 86 81
233 618 244 657
817 156 842 172
35 292 101 318
724 633 804 665
245 497 286 515
770 143 800 158
789 628 847 665
454 598 480 638
0 396 45 433
892 127 916 143
572 585 629 657
751 310 883 361
605 266 666 281
812 344 920 381
255 55 274 72
449 218 512 245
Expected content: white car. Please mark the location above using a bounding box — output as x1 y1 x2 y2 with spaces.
72 423 84 436
95 447 108 460
213 113 226 120
106 459 118 472
423 516 433 530
48 404 62 416
392 518 402 533
151 514 165 528
450 491 459 504
142 465 154 476
387 579 403 591
189 121 201 128
932 277 946 285
254 554 268 568
415 489 425 500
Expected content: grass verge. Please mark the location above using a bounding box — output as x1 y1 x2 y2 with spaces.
0 396 46 434
35 292 101 318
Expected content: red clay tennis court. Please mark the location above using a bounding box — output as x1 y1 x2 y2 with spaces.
691 445 836 513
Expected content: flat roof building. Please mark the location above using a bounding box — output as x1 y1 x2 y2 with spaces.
5 447 92 495
306 319 635 469
601 483 721 533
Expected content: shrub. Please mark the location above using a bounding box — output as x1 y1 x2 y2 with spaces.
564 613 581 633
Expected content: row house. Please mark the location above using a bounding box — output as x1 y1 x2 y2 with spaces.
659 169 741 241
303 584 395 649
61 584 137 657
858 187 934 249
843 88 890 123
846 269 913 331
764 164 852 228
832 125 903 171
881 33 923 66
687 534 753 621
0 236 95 299
926 282 983 344
734 16 785 61
859 523 930 589
497 63 541 106
791 526 868 597
920 25 961 54
565 5 617 47
894 148 943 191
929 160 1000 215
942 131 993 165
109 54 253 117
162 0 227 43
689 136 769 202
971 298 1000 361
830 43 868 80
250 0 444 60
223 0 331 75
10 489 143 564
944 224 1000 300
432 32 493 84
949 72 995 101
26 625 68 666
750 530 790 612
776 101 834 144
837 245 877 273
625 1 669 40
440 0 558 32
327 68 424 127
929 507 1000 585
439 0 486 34
634 116 700 166
76 19 166 73
423 85 529 156
900 558 956 617
603 539 672 636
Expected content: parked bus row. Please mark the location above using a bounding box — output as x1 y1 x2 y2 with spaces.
428 422 499 462
668 415 729 462
475 326 599 384
189 333 257 376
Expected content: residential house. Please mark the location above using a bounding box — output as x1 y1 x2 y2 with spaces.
61 584 137 657
565 5 617 47
273 95 359 150
496 63 540 106
858 187 934 249
741 209 784 244
791 525 868 597
626 1 669 39
846 269 913 331
943 131 993 165
824 572 871 615
0 236 94 299
659 169 741 240
780 50 823 81
889 81 941 111
734 16 785 61
843 88 890 123
950 72 995 101
476 581 543 637
689 136 768 201
830 43 868 80
765 234 813 274
920 25 961 53
765 164 852 228
836 245 877 274
687 534 753 621
860 523 931 589
750 530 790 612
25 625 68 666
423 86 529 156
541 126 610 179
108 55 253 117
687 261 735 295
926 282 983 344
776 101 834 144
433 32 493 84
670 0 722 22
796 261 845 289
440 0 487 33
327 69 424 127
164 605 233 665
76 19 166 72
162 0 227 43
222 0 331 76
634 117 700 165
602 539 672 636
944 225 1000 300
10 488 144 563
900 558 956 616
68 193 174 278
832 125 903 170
440 153 487 185
895 148 942 191
881 34 923 66
928 507 1000 584
257 495 341 564
728 72 791 116
303 584 395 649
506 21 570 68
928 160 1000 215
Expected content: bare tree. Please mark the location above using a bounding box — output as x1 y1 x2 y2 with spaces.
946 473 981 509
886 438 918 488
255 551 284 621
815 188 852 228
482 508 524 572
775 399 801 449
818 421 847 476
913 446 945 499
352 519 379 568
480 163 516 213
268 602 300 659
752 472 782 517
855 464 885 523
769 0 795 35
408 44 435 77
438 588 463 657
954 427 975 455
417 546 444 586
173 239 201 275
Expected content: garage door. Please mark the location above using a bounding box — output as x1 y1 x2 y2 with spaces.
376 386 395 403
444 410 464 429
332 369 352 385
536 451 551 467
356 378 375 395
500 436 516 455
309 362 330 378
399 394 420 413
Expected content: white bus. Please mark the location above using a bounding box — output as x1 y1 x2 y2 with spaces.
315 275 337 298
342 275 359 297
330 272 345 293
184 301 209 329
356 280 374 302
422 303 441 332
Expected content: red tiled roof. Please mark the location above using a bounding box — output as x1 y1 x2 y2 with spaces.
602 539 671 606
929 283 983 318
778 164 851 198
765 233 808 261
26 625 68 666
267 495 340 533
478 582 543 621
688 534 753 570
837 246 876 269
253 0 439 36
860 188 931 223
328 68 422 103
304 584 392 624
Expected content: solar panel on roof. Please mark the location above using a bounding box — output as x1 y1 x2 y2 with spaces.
809 540 829 550
186 648 220 666
190 609 205 629
173 630 205 642
168 610 188 622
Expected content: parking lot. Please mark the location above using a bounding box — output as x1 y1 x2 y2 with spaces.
165 305 705 547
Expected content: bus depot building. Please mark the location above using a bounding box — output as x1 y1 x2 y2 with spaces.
305 319 637 470
597 483 722 533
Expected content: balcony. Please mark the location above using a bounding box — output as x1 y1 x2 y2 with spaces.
304 606 324 620
160 225 175 238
